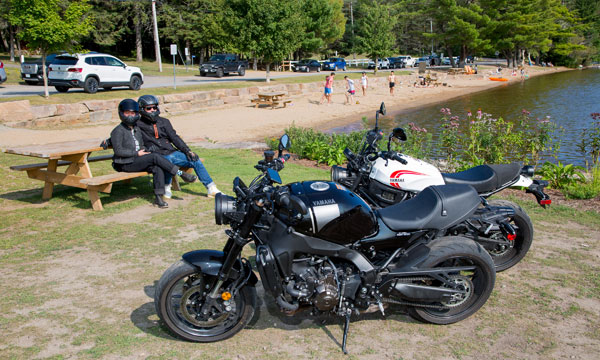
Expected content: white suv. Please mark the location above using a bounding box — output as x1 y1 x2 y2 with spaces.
48 53 144 94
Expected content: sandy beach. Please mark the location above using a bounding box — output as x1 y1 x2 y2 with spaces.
0 66 569 148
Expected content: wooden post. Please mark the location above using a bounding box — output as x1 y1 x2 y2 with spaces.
42 159 58 200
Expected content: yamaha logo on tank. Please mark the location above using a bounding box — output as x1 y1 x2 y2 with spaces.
310 182 330 191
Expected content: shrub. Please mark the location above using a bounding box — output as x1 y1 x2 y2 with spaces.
539 161 586 190
563 166 600 199
578 112 600 167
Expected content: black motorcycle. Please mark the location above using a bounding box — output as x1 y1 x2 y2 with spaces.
331 103 549 272
155 135 496 353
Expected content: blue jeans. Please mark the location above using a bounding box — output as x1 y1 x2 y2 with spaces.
163 151 214 188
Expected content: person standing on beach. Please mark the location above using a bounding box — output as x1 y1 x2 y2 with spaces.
388 71 396 95
360 72 368 96
344 76 355 105
320 72 335 105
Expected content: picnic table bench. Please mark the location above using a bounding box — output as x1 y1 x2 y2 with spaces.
250 92 292 109
448 67 466 75
5 139 193 211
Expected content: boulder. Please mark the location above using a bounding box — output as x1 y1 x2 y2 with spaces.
30 104 58 119
0 100 33 123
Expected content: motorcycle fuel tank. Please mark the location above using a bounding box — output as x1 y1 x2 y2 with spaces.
286 181 377 245
369 154 444 193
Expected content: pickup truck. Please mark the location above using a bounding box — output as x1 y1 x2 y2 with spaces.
20 52 66 85
199 54 248 78
367 58 390 70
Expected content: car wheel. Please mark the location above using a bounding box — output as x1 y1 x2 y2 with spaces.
83 77 99 94
216 68 224 78
317 67 321 72
238 67 245 76
200 71 206 77
305 68 309 73
55 86 69 93
129 75 142 91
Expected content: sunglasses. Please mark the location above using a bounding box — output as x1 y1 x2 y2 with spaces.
144 106 158 111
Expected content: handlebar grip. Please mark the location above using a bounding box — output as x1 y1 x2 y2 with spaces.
393 153 408 165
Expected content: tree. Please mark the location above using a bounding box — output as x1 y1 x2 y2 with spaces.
355 0 396 74
9 0 94 98
298 0 345 57
225 0 304 82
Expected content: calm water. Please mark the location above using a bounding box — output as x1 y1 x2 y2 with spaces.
329 69 600 165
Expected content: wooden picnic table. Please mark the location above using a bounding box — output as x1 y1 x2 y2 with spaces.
4 138 187 211
251 91 292 109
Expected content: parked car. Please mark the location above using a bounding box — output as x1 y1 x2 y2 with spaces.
441 57 451 66
387 57 405 69
397 55 416 67
367 58 390 69
0 61 6 84
199 54 248 78
20 52 66 85
322 57 346 71
48 53 144 94
414 56 431 66
292 59 322 72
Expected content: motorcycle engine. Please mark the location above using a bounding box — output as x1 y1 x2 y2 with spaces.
288 257 340 311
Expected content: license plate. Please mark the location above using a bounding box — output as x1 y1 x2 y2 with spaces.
25 74 30 78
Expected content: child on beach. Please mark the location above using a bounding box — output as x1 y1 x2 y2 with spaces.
388 71 396 95
360 72 368 96
344 76 355 105
319 72 335 105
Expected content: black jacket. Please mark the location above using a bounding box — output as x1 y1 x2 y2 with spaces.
137 115 190 155
110 123 145 164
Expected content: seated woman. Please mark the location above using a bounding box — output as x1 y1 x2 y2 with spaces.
110 99 197 208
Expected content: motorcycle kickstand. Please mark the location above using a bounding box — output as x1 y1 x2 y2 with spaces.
342 311 351 354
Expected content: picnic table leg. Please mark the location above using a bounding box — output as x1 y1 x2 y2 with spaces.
87 189 103 211
42 159 58 200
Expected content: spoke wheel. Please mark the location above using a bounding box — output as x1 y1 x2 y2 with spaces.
155 260 256 342
408 236 495 325
484 200 534 272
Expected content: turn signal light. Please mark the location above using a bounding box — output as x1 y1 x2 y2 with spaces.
507 234 517 241
221 291 232 301
0 61 3 69
67 67 82 72
540 199 551 205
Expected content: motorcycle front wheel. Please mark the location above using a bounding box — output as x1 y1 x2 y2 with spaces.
408 237 495 325
154 260 256 342
484 200 534 272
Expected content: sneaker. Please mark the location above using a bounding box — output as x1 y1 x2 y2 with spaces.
154 194 169 208
180 171 197 183
164 184 172 199
207 185 222 198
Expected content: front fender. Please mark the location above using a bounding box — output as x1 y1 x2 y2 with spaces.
182 249 258 286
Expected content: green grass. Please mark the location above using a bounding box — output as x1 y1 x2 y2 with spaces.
1 148 599 359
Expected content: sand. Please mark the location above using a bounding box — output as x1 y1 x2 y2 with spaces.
0 66 569 149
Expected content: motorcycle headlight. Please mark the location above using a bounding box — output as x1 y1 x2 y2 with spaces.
331 165 349 183
215 193 237 225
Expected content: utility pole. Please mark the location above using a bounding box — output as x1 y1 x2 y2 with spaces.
430 20 434 56
350 0 355 59
152 0 162 72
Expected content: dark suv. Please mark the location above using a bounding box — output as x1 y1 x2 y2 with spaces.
199 54 248 78
20 52 66 85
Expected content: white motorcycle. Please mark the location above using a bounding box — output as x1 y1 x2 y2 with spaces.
331 103 551 271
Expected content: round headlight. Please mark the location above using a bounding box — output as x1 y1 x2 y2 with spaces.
215 193 237 225
331 165 349 183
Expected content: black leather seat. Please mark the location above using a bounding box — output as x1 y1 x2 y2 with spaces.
377 184 480 231
442 163 521 193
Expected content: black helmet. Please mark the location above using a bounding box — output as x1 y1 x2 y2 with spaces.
118 99 140 126
138 95 160 123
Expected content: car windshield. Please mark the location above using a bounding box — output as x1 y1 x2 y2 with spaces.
329 58 339 62
209 55 226 61
52 56 78 65
298 59 311 65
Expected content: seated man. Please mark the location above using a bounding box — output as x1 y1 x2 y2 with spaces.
137 95 221 198
110 99 197 208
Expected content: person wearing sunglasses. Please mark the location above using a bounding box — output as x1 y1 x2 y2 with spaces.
136 95 221 199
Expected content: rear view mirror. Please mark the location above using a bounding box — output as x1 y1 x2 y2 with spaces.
379 102 386 115
279 134 290 150
392 127 407 141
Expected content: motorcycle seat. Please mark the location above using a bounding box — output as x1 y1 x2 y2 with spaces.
377 184 480 231
441 163 521 193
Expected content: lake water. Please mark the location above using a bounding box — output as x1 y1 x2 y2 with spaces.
329 69 600 166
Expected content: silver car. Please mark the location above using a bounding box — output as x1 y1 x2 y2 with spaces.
0 61 7 84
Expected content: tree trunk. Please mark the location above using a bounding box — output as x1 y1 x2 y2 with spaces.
185 40 191 64
447 47 456 68
253 53 257 71
373 57 377 75
0 29 8 52
9 26 15 62
266 62 271 82
135 5 143 62
41 49 49 99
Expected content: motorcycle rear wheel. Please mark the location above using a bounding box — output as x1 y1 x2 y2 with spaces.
484 200 534 272
154 260 256 342
408 237 495 325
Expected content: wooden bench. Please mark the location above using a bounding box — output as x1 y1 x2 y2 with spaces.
448 68 466 75
250 98 292 109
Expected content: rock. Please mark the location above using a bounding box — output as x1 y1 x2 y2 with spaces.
30 104 58 118
0 100 33 123
55 103 88 116
89 110 113 123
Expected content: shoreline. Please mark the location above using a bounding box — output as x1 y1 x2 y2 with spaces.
0 66 571 149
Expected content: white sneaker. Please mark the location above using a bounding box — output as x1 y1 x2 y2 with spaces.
207 184 221 198
164 184 172 199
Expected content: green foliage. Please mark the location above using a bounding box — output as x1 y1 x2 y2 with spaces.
298 0 345 56
539 161 586 190
355 0 396 72
391 122 433 160
563 166 600 199
578 112 600 167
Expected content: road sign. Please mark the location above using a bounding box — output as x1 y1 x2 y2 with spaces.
170 44 177 56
